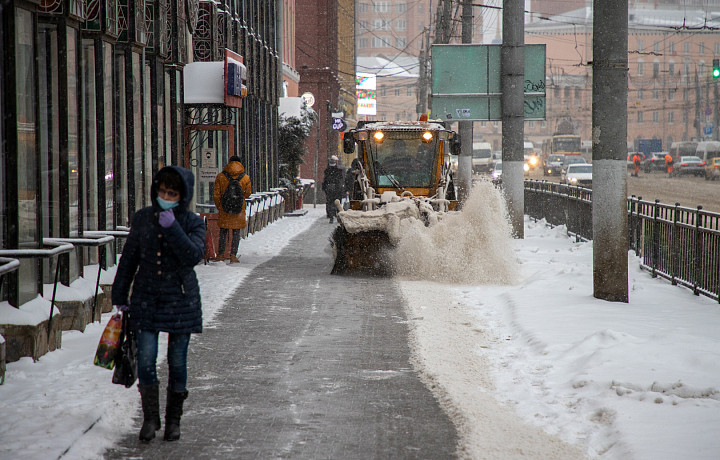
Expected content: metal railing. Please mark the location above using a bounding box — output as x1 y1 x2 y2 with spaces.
524 179 720 303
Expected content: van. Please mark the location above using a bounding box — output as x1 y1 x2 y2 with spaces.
471 142 492 173
695 141 720 163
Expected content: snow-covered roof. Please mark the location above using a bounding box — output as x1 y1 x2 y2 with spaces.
356 56 419 78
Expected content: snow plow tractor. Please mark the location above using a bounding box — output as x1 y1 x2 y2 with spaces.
331 120 460 275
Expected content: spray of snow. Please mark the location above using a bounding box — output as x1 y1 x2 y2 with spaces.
390 179 520 284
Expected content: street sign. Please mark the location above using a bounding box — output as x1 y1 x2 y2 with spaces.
704 126 713 135
332 117 347 131
430 44 546 121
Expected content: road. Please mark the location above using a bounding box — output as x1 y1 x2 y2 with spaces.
523 166 720 213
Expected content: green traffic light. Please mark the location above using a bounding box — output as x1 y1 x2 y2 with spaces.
714 68 720 78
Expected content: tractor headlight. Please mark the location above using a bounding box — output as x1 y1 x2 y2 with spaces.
422 131 433 142
373 131 385 143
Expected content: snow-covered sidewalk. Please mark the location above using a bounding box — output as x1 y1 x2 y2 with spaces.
1 203 719 460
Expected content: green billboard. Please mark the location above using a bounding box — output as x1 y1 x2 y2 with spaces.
430 44 546 121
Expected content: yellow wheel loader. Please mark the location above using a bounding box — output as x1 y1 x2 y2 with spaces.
331 120 460 275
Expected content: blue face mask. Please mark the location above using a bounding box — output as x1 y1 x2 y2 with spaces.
156 196 179 210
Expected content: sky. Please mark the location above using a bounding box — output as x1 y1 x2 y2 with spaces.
1 192 719 459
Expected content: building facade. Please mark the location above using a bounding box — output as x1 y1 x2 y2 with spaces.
1 0 282 309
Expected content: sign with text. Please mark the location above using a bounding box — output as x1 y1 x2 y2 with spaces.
430 44 546 121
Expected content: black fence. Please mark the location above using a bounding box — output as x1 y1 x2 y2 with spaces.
524 179 720 303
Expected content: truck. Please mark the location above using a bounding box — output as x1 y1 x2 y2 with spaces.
634 138 662 159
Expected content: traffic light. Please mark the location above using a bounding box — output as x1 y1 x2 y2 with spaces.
713 59 720 79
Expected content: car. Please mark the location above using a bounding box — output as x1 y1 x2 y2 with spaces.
543 154 565 176
705 157 720 180
491 161 502 179
448 154 459 174
643 151 668 173
673 156 705 176
563 163 593 187
560 155 588 176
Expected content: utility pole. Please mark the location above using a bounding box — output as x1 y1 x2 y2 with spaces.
592 0 628 302
501 0 525 238
456 0 474 203
695 70 702 141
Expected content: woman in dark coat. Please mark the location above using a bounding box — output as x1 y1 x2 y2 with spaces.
112 165 205 442
322 155 345 223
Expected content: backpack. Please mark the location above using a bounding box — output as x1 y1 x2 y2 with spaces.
220 171 247 214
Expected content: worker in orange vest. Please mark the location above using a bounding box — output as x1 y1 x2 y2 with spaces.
664 153 674 177
632 153 642 177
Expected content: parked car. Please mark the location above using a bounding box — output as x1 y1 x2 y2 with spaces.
674 156 705 176
643 151 668 172
705 157 720 180
563 163 593 187
543 154 565 176
560 155 588 176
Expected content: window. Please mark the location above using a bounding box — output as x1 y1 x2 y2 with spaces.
653 88 659 100
716 42 720 55
638 88 643 100
395 37 406 48
653 61 660 78
699 61 706 76
684 63 690 80
683 111 688 123
373 36 392 48
699 42 706 54
668 112 675 124
373 19 390 31
380 87 387 97
669 42 675 54
528 120 535 128
407 87 413 96
358 20 368 31
684 42 690 54
358 2 368 13
668 88 675 101
396 19 407 31
397 2 406 13
637 59 644 76
668 61 675 76
654 42 660 53
684 88 689 101
637 40 644 52
637 111 644 123
373 1 391 13
653 111 659 123
394 88 400 97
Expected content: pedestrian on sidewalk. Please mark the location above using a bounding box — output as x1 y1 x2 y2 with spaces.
665 153 674 177
213 155 252 262
322 155 345 223
111 166 205 442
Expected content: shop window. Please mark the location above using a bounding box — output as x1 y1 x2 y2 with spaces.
115 52 128 227
103 42 114 229
15 7 40 304
82 39 99 231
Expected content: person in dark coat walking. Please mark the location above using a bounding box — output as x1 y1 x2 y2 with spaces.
322 155 345 223
212 156 252 263
112 165 205 443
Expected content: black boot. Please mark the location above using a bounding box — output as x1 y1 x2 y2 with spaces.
138 384 161 442
164 389 188 441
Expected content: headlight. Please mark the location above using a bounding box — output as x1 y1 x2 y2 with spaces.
529 156 538 166
523 163 530 172
570 177 577 183
422 131 433 142
373 131 384 143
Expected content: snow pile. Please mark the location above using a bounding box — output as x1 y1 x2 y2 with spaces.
391 180 519 284
338 200 421 243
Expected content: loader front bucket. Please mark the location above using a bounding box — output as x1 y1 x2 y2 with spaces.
330 226 393 276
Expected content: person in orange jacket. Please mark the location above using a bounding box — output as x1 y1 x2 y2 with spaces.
664 153 674 177
213 156 252 263
632 153 642 177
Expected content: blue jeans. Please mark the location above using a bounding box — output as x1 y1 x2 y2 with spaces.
136 329 191 392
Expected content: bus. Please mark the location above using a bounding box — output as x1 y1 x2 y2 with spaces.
669 141 698 159
542 134 582 158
